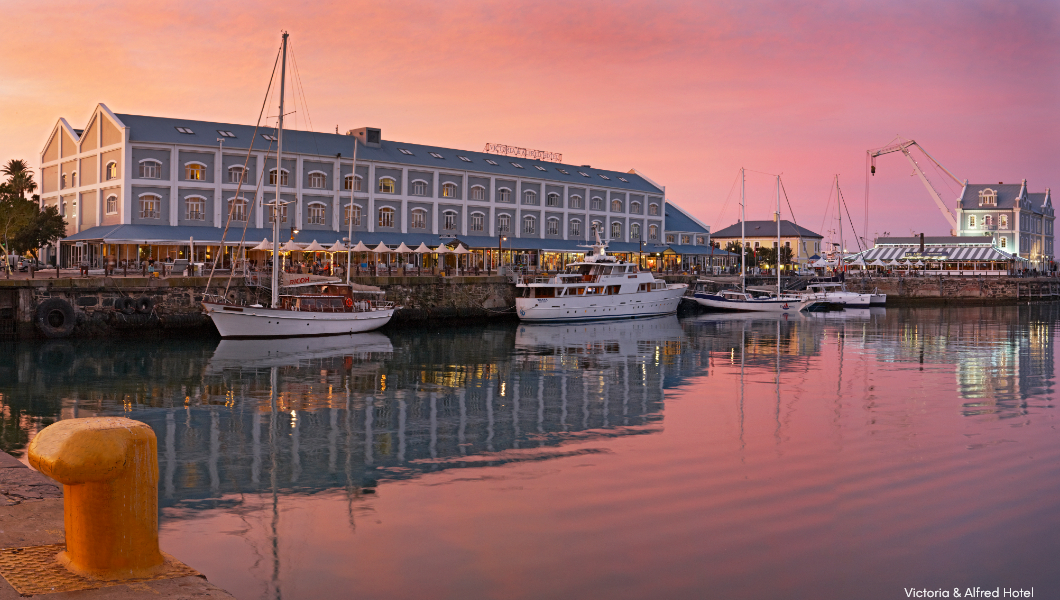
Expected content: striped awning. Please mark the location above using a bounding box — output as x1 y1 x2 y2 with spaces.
852 245 1018 262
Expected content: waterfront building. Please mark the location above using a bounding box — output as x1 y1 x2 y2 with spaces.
39 104 710 270
710 218 823 269
849 236 1019 274
953 180 1054 268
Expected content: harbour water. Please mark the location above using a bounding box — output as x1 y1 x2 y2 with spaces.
1 305 1058 599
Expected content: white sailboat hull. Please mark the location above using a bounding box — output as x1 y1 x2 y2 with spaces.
693 293 813 312
515 286 686 322
203 302 394 338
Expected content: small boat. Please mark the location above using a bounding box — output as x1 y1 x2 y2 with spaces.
513 236 687 322
803 282 872 307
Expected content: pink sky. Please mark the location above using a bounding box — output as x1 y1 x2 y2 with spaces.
2 0 1056 243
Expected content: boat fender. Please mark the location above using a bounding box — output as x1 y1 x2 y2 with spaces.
136 296 154 314
119 297 137 315
226 291 239 304
345 297 353 308
35 298 76 339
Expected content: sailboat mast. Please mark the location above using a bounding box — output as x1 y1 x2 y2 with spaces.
741 167 746 292
836 175 844 276
271 32 288 308
345 138 358 285
776 175 781 295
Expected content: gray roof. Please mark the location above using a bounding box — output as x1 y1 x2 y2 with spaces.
958 183 1024 210
853 244 1018 262
114 113 664 194
664 203 709 234
711 220 822 239
875 235 993 246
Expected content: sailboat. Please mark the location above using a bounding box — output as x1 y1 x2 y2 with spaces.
693 170 820 312
802 176 878 308
202 33 396 338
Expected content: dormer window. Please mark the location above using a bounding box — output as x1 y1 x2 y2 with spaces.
979 188 997 206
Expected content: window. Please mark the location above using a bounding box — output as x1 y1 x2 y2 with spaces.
667 234 676 244
591 196 603 210
1000 237 1007 249
269 168 289 186
558 169 569 175
185 163 206 181
600 174 610 180
578 171 590 178
570 195 583 209
611 200 623 212
631 223 641 240
523 190 537 204
378 207 395 227
547 218 559 236
140 160 161 179
344 174 363 191
485 159 498 165
458 156 471 162
410 209 427 229
106 162 118 180
217 130 236 138
443 210 457 230
60 173 67 189
984 215 992 228
71 172 76 187
470 185 485 200
139 194 160 219
630 201 641 214
398 148 414 155
648 224 659 240
648 203 659 215
412 180 428 196
378 177 396 193
591 220 603 236
681 235 691 244
308 171 327 189
546 193 560 207
570 219 581 237
535 166 547 172
441 183 457 198
697 236 707 245
429 152 444 159
185 196 205 221
979 189 997 206
175 126 194 134
511 162 523 169
228 198 248 222
523 215 536 234
498 188 512 203
261 134 277 142
618 177 628 182
106 195 117 215
227 166 246 184
268 203 288 224
969 215 976 228
471 212 484 232
344 204 362 227
497 214 511 233
611 222 622 238
306 202 325 225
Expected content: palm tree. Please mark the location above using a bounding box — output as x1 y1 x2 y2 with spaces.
2 160 36 198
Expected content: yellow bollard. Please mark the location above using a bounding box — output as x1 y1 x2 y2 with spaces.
27 417 165 580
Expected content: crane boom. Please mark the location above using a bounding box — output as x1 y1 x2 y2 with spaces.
868 139 960 234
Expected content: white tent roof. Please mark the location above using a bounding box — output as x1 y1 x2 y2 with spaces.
413 242 432 254
371 242 391 253
394 242 414 253
434 244 451 254
351 241 371 252
327 240 347 252
302 240 327 252
251 239 271 251
870 259 887 266
281 240 303 252
451 244 470 254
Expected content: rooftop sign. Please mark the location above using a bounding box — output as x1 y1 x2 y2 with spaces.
483 143 562 163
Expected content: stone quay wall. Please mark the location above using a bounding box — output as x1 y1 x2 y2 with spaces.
0 275 515 340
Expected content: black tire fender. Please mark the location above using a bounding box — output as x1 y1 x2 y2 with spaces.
136 296 154 314
120 297 137 315
35 298 76 339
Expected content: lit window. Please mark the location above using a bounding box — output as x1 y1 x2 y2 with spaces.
547 218 559 236
175 127 194 134
228 166 246 184
398 148 414 155
458 156 472 162
471 212 484 231
570 220 581 237
979 189 997 206
308 172 327 189
410 209 427 229
344 174 363 191
71 172 77 187
140 160 161 179
412 180 428 196
558 169 569 175
470 185 485 200
106 195 118 215
697 236 706 245
441 183 458 198
217 130 236 138
611 200 622 212
307 202 326 225
648 224 658 240
485 159 498 165
1000 214 1009 229
570 195 583 209
648 203 659 215
535 165 547 171
591 197 602 210
984 215 992 228
1000 237 1007 248
546 193 560 207
268 203 288 224
681 234 691 244
344 204 362 226
600 174 610 180
185 197 205 221
579 171 590 178
523 215 536 234
378 177 396 193
611 222 621 238
498 188 511 203
523 190 537 204
969 215 976 228
667 234 676 244
60 173 67 189
497 214 511 233
511 162 523 169
139 194 160 219
618 177 628 182
228 198 248 222
443 210 457 230
630 223 641 240
429 152 444 159
269 169 289 186
106 162 118 180
261 134 277 142
378 206 395 227
185 163 205 181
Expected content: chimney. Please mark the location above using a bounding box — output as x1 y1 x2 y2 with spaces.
919 233 925 253
774 212 779 223
346 127 381 148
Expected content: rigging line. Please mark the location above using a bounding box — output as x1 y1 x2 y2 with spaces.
224 139 276 298
205 43 282 295
288 41 321 158
819 177 835 238
712 169 742 234
838 182 864 254
864 151 870 247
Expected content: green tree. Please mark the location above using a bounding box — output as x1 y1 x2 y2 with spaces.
2 159 37 198
0 185 35 275
12 201 65 262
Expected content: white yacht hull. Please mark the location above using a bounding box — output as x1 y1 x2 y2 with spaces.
693 293 813 312
516 286 686 322
869 294 887 306
203 302 394 338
